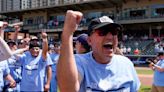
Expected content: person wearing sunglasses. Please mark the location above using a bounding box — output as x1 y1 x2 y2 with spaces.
57 10 140 92
11 32 53 92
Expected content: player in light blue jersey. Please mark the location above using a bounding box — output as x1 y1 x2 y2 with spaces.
75 33 90 54
49 42 60 92
0 61 16 92
57 10 140 92
6 55 22 92
49 53 59 92
149 51 164 92
14 32 53 91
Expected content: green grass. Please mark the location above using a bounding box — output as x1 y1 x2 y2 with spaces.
136 68 154 75
136 68 153 92
139 85 151 92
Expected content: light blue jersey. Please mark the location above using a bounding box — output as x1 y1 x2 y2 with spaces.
49 53 59 92
6 55 22 92
17 51 53 91
0 61 10 91
7 55 22 80
75 52 140 92
153 59 164 86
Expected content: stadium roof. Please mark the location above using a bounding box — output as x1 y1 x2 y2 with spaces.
0 0 123 17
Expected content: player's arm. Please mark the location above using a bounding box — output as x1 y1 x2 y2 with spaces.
12 25 21 41
153 64 164 72
57 10 83 92
44 65 52 91
0 28 4 39
148 62 155 70
148 60 164 72
5 74 16 88
0 37 12 61
0 21 7 39
41 32 48 60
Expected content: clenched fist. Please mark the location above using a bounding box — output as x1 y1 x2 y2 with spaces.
63 10 83 35
41 32 47 39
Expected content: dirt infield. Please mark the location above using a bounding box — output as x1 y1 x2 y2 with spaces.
136 67 153 86
138 74 153 86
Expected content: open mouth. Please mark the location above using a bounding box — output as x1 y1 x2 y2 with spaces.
103 43 113 49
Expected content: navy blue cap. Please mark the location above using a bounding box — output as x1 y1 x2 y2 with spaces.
76 33 90 51
7 39 16 45
76 34 88 46
157 51 164 56
88 16 122 35
29 40 41 49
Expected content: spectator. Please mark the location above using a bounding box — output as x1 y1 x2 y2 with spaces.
123 46 127 54
154 44 160 53
123 34 128 41
134 48 140 55
57 10 140 92
47 20 54 29
54 19 59 27
127 46 132 54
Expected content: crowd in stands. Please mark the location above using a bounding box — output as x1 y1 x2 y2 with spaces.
154 37 164 53
46 17 95 29
118 34 164 55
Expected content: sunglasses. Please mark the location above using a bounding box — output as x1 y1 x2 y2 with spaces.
31 47 40 51
8 43 15 46
93 25 120 36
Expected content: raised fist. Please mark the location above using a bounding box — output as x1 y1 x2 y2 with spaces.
14 25 21 31
63 10 83 34
41 32 47 39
